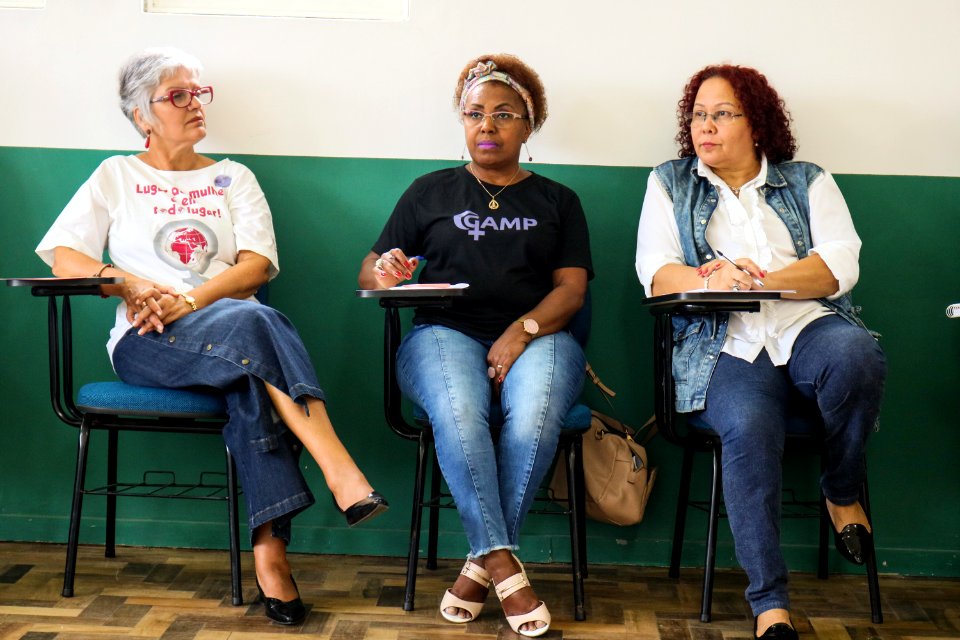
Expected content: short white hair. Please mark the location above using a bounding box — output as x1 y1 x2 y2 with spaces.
119 47 203 137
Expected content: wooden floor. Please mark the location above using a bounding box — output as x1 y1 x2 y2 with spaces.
0 542 957 639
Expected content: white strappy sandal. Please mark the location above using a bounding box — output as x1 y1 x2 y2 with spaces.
439 558 491 624
493 557 551 638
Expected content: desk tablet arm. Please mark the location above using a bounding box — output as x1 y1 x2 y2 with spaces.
4 277 123 427
356 287 465 440
641 292 779 448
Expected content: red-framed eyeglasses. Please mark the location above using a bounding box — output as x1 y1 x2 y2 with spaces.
150 86 214 108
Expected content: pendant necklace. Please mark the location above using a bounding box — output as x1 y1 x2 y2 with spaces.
730 185 741 197
468 163 522 210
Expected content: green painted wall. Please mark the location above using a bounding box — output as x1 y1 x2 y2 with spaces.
1 146 958 578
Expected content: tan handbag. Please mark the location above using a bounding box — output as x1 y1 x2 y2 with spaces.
550 409 658 526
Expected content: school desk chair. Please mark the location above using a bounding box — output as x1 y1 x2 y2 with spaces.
4 277 243 606
358 285 593 621
642 291 882 624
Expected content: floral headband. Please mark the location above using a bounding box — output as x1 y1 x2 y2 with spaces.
458 61 536 130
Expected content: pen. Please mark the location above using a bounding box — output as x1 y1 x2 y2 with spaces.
716 250 765 288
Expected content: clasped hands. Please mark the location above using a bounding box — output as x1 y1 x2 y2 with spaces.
697 256 765 291
121 278 191 335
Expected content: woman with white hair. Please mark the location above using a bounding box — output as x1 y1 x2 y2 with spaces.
35 47 387 626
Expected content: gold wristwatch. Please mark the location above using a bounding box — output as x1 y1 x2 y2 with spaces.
518 317 540 338
180 293 198 312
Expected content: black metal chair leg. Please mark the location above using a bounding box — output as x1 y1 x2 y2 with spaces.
565 439 586 621
426 448 441 571
860 479 883 623
404 433 430 612
574 435 588 579
817 491 829 580
670 446 696 579
105 429 118 558
63 422 90 598
700 444 722 623
225 447 243 606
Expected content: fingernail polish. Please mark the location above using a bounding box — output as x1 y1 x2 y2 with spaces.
498 376 504 384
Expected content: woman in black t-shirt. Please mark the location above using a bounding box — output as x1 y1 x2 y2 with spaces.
358 54 592 638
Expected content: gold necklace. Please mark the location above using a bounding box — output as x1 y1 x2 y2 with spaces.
467 164 522 210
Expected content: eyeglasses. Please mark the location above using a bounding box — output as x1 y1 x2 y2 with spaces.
462 110 526 127
150 86 214 108
685 110 744 126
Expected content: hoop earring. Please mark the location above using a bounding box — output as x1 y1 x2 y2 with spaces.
523 142 533 162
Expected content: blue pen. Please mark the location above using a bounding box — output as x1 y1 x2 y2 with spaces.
716 250 765 288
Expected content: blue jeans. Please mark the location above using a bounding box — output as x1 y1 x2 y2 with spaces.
397 324 586 559
696 314 886 616
113 299 322 543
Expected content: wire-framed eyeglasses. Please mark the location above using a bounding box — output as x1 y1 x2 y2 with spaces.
462 110 526 127
685 110 744 126
150 86 214 108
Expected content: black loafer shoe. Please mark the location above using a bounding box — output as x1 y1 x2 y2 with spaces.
757 622 799 640
334 491 389 527
256 577 306 625
834 523 874 565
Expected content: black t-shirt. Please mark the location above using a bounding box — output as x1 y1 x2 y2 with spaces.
372 165 594 341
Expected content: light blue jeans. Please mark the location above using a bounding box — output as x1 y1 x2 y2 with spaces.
695 314 886 616
397 324 586 559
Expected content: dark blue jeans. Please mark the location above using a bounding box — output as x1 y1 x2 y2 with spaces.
695 314 886 616
113 299 322 543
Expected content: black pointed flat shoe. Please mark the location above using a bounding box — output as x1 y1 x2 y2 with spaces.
834 523 874 565
256 576 306 625
333 491 389 527
756 622 799 640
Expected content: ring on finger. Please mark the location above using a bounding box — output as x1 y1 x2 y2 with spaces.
374 258 385 269
497 364 503 369
732 282 741 291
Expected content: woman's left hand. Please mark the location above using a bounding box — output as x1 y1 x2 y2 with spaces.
487 326 530 392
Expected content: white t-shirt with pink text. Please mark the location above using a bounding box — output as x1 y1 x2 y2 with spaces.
36 155 279 360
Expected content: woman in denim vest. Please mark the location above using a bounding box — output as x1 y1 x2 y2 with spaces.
635 64 886 640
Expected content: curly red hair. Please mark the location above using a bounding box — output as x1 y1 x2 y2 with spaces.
675 64 797 164
453 53 548 132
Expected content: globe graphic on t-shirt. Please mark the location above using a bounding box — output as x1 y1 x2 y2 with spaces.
152 219 217 286
164 226 208 267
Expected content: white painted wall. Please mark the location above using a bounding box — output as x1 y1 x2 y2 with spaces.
0 0 956 176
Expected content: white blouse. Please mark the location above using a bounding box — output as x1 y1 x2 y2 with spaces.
635 156 862 365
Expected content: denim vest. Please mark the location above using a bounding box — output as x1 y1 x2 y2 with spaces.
652 157 869 412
